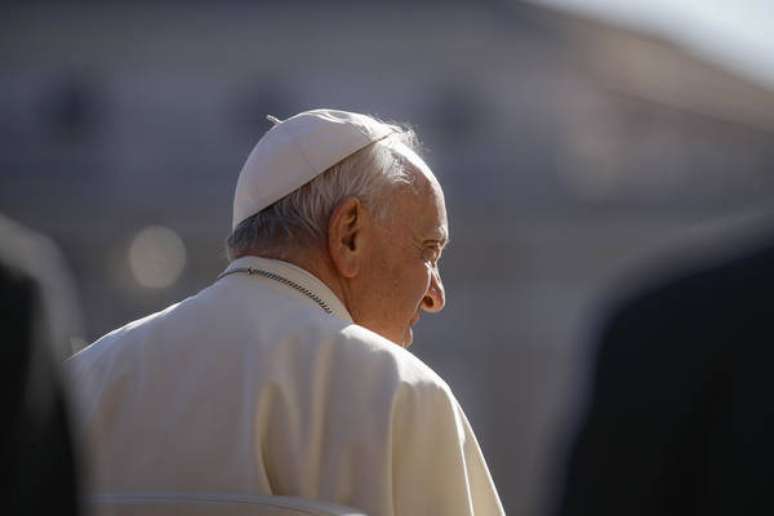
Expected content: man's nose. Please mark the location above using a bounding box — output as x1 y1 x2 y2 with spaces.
421 268 445 313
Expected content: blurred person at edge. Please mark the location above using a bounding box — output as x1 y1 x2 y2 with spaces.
555 234 774 516
1 219 82 516
68 109 504 516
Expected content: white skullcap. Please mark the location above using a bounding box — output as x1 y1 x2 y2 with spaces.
232 108 398 229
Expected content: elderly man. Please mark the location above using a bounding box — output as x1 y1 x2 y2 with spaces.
69 109 504 515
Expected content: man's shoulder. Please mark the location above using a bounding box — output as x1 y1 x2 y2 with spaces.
335 324 450 392
68 300 182 365
69 286 451 399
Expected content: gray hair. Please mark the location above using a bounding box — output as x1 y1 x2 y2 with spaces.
226 124 420 260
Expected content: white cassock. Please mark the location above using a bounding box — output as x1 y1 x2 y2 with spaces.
68 256 505 516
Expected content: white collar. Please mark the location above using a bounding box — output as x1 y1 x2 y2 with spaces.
220 256 353 323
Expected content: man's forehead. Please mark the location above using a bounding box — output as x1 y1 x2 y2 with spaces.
386 139 448 240
388 140 435 183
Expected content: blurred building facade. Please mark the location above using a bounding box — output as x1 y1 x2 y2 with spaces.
2 2 774 515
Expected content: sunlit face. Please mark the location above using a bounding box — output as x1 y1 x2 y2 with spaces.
353 146 448 347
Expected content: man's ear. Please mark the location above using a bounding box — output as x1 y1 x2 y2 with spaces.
328 197 366 278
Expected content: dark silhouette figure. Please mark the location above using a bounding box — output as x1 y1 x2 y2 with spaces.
0 260 81 515
556 237 774 516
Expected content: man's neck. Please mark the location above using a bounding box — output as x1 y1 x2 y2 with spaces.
250 249 353 316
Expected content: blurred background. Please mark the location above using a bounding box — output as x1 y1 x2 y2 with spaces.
2 1 774 514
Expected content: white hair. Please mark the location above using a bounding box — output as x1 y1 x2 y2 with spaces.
226 123 420 260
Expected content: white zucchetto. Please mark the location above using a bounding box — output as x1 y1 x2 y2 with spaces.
232 109 398 229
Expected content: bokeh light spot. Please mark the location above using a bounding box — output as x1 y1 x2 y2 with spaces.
128 226 187 288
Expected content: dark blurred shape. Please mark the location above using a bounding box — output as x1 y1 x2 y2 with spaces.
0 214 86 360
555 234 774 516
43 73 105 143
0 255 81 515
426 83 487 145
90 493 366 516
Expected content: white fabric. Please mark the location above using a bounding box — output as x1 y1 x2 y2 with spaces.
68 256 504 516
233 109 397 229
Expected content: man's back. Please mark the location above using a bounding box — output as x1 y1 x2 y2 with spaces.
70 256 503 515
